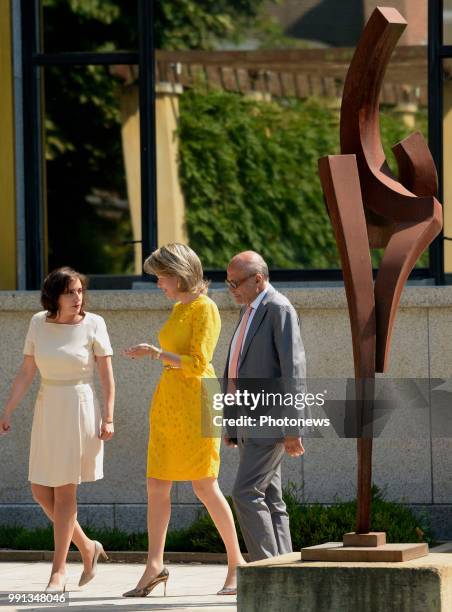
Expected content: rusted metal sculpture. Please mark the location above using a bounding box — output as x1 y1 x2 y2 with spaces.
319 7 443 535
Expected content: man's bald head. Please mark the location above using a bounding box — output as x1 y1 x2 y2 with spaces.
228 251 269 279
226 251 269 305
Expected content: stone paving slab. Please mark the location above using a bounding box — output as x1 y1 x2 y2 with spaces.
0 552 230 564
0 562 237 611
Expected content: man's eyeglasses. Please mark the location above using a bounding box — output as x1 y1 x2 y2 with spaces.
225 273 256 290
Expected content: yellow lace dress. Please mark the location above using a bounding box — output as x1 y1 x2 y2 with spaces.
147 294 221 480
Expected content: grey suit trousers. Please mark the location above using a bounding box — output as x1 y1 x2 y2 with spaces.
231 437 292 561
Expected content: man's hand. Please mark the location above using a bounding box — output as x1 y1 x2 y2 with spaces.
223 435 237 448
284 436 304 457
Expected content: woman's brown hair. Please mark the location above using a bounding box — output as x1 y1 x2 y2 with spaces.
41 267 88 318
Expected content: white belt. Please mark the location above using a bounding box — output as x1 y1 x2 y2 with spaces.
40 378 93 386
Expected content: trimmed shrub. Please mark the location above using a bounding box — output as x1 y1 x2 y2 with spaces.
0 486 432 552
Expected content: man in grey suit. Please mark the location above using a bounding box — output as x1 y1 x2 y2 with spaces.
224 251 306 561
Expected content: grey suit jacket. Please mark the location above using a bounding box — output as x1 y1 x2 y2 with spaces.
223 285 306 441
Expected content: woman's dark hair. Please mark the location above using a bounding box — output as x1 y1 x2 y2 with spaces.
41 267 88 318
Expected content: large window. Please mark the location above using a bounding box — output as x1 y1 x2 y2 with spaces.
21 0 440 288
44 63 140 275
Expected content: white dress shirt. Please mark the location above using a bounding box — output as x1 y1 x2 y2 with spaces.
228 284 271 373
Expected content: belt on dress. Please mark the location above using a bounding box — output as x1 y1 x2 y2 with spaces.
163 365 181 370
40 377 93 386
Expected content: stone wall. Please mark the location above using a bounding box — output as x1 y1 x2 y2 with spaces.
1 285 452 537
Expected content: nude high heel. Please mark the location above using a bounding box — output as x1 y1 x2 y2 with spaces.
122 567 169 597
45 574 67 592
78 540 109 587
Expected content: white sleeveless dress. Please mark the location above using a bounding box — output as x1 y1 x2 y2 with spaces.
23 311 113 487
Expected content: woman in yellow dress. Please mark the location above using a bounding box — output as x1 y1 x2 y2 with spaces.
123 243 245 598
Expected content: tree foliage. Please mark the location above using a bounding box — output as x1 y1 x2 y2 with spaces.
43 0 268 51
155 0 267 49
178 87 428 269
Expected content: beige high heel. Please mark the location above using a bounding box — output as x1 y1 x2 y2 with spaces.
122 567 169 597
45 574 67 593
78 540 108 587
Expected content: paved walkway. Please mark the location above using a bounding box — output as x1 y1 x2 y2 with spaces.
0 562 237 611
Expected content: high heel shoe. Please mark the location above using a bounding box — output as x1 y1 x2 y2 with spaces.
45 575 67 593
217 585 237 596
78 540 109 587
217 561 245 595
122 567 169 597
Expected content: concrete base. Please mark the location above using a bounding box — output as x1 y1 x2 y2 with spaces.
301 541 428 562
237 552 452 612
343 531 386 547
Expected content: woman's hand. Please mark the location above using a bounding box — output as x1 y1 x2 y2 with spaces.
123 343 151 359
123 344 161 359
0 356 36 433
147 345 162 359
0 413 11 435
99 421 114 440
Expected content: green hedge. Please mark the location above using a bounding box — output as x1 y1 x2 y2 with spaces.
178 88 428 269
0 486 433 552
284 484 433 550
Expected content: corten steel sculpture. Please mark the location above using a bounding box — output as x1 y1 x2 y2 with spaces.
319 7 443 537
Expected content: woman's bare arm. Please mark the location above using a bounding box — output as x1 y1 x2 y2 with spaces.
96 355 115 440
0 355 37 432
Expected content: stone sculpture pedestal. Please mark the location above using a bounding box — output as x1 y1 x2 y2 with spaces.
237 552 452 612
301 531 428 562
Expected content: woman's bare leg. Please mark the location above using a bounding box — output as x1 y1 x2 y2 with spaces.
31 484 95 573
192 478 246 587
134 478 173 589
36 484 76 588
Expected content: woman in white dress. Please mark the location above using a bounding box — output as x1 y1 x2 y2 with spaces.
0 267 115 592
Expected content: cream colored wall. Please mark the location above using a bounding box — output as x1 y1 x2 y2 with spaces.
155 83 188 248
0 286 451 532
120 85 142 274
0 0 17 290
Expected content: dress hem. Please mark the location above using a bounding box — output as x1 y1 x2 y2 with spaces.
28 475 104 487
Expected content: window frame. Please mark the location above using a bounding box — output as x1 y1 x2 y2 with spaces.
21 0 157 289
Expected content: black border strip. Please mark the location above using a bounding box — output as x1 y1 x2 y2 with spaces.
22 0 44 289
33 51 138 66
428 0 445 284
137 0 157 271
